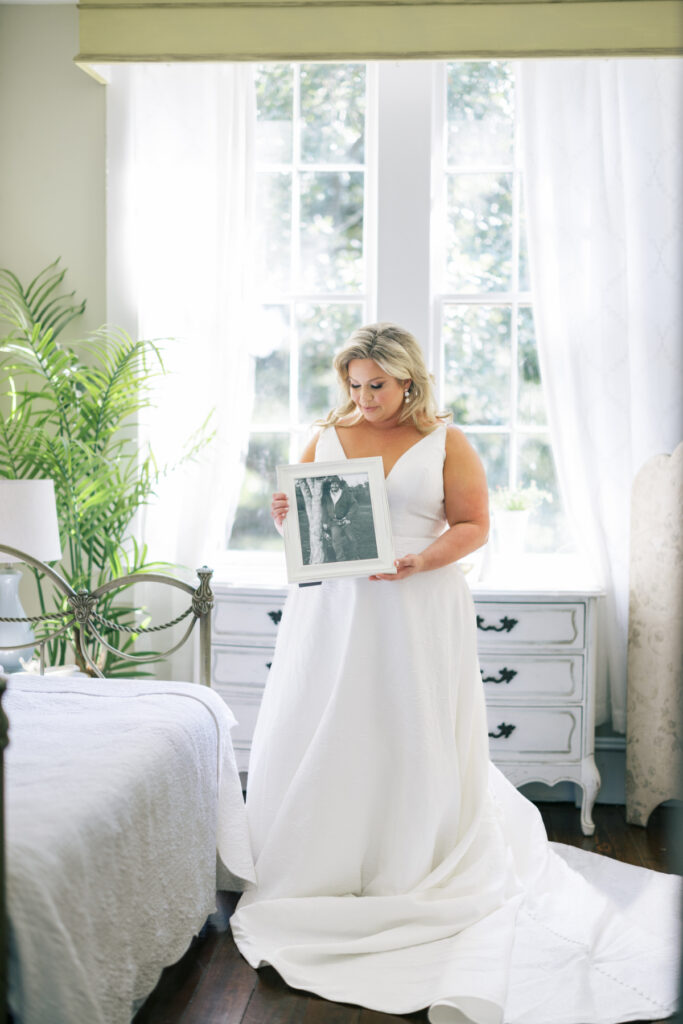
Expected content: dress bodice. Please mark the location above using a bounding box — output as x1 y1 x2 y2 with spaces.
315 425 448 556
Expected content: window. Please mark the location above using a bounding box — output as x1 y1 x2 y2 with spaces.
229 63 371 551
435 61 569 552
228 60 571 556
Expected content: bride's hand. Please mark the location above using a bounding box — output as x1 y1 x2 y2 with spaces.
271 492 289 527
369 554 424 582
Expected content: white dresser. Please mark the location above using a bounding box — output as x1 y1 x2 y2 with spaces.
211 574 603 835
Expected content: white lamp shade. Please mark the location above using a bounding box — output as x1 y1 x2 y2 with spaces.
0 479 62 563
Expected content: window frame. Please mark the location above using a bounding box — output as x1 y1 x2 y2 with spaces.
431 60 550 492
230 58 567 559
250 61 377 462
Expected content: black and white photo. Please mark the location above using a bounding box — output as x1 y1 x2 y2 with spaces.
277 458 395 582
296 472 377 565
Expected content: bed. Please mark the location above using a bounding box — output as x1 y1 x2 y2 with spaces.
0 548 256 1024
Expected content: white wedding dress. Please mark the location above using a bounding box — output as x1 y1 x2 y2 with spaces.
231 424 681 1024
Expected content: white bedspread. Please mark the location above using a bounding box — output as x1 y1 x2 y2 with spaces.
5 674 256 1024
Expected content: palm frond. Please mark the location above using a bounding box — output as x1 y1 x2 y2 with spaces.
4 260 86 339
0 393 42 478
0 260 214 676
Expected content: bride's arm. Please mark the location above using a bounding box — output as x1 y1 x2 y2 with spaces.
271 431 320 534
423 426 489 567
372 426 489 580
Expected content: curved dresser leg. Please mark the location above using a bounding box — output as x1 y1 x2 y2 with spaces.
580 757 601 836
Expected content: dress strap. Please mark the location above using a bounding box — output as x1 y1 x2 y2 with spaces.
431 422 448 462
314 426 346 462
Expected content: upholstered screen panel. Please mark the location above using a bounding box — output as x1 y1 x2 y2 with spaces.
76 0 683 66
625 443 683 827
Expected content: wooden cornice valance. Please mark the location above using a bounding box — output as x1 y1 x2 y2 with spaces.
76 0 683 68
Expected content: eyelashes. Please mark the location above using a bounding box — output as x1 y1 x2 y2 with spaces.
349 383 383 390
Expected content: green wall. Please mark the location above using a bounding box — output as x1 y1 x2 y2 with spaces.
77 0 683 63
0 4 106 334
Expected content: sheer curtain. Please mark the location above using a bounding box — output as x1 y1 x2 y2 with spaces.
107 63 256 571
518 59 683 730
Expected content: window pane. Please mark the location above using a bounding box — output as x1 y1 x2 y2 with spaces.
443 305 511 426
447 61 514 166
446 173 513 292
299 171 364 292
300 64 366 165
517 306 547 427
228 433 290 551
298 303 364 422
518 185 530 292
469 433 509 491
518 435 574 553
252 305 290 425
255 172 291 292
255 64 293 164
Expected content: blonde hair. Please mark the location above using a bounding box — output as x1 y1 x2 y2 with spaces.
318 322 450 433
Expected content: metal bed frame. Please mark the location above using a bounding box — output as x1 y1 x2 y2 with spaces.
0 544 215 1023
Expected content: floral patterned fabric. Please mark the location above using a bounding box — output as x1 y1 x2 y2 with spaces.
626 442 683 826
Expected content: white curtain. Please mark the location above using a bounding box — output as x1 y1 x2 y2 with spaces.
107 63 256 571
518 59 683 730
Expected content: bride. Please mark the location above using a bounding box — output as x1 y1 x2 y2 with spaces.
230 322 680 1024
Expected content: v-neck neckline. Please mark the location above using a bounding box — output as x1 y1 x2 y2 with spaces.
332 426 436 480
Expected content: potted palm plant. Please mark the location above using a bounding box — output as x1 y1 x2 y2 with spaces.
0 260 211 675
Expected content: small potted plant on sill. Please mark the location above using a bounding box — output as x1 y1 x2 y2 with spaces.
490 482 551 560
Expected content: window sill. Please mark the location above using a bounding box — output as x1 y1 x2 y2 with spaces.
474 552 602 596
212 549 288 588
212 548 601 594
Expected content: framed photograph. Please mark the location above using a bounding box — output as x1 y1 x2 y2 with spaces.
276 457 397 584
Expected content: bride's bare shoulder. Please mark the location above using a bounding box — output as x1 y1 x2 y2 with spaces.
335 415 359 431
444 425 486 469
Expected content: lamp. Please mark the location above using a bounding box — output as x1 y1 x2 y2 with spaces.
0 479 62 672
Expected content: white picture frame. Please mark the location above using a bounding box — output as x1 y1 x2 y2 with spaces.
276 457 397 584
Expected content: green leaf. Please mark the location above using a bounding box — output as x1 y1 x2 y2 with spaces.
0 259 214 676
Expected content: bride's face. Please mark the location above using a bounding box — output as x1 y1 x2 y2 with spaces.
347 358 407 425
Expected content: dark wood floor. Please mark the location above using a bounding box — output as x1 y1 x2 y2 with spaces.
134 802 682 1024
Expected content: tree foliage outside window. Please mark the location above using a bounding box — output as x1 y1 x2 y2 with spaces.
229 64 368 552
442 60 571 552
229 61 570 555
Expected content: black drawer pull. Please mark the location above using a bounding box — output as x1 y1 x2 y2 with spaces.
266 662 272 670
477 615 518 633
267 609 282 626
488 722 516 739
481 667 517 685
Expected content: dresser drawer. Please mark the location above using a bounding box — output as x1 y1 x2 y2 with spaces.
213 682 265 745
480 655 584 702
475 602 585 648
486 707 582 761
214 594 286 643
213 646 273 686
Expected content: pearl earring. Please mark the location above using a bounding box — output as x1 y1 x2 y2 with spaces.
404 385 411 403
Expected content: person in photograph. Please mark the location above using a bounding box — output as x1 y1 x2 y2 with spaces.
321 476 360 561
231 322 680 1024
